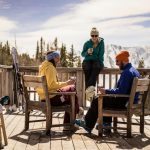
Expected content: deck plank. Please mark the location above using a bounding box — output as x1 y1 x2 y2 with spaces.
1 111 150 150
50 112 63 150
95 138 111 150
72 133 87 150
80 133 99 150
38 114 50 150
13 111 38 150
4 111 24 150
25 111 43 150
59 113 75 150
117 117 150 149
93 128 132 150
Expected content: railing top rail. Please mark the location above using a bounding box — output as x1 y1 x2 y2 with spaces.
0 65 150 75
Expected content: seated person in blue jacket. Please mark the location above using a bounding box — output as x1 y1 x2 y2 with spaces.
75 50 140 134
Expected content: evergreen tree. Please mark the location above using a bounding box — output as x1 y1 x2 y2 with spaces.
0 42 2 49
36 41 39 59
77 56 82 67
54 37 58 50
47 43 50 51
67 44 78 67
5 41 10 55
40 37 43 58
0 46 4 64
5 41 12 65
0 41 12 65
39 37 44 62
138 57 145 77
19 53 32 66
138 58 145 68
43 41 45 53
0 41 37 66
60 44 68 67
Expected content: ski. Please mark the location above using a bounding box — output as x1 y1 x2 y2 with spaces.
11 47 24 111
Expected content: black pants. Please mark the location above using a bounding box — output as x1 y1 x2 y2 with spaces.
82 60 103 88
84 96 128 130
43 95 79 123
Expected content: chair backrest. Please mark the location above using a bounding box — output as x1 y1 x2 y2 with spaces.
145 84 150 114
22 75 50 110
128 77 150 109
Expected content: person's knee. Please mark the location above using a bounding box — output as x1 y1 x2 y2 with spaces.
82 61 92 71
91 97 98 107
93 62 103 71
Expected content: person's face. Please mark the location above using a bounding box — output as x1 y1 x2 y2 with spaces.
54 56 60 64
91 34 99 43
116 59 124 70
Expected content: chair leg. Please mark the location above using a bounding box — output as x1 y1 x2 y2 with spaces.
127 115 132 138
140 102 145 134
113 117 117 133
0 114 7 145
0 126 3 149
46 111 51 136
70 95 75 130
25 111 30 130
98 96 103 137
98 122 103 137
140 115 144 134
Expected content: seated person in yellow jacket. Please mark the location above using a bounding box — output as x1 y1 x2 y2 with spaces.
36 50 80 131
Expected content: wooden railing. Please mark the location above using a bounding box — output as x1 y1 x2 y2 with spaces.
0 65 150 111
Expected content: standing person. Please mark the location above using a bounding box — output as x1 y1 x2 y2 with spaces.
36 50 82 131
75 50 140 134
81 27 104 100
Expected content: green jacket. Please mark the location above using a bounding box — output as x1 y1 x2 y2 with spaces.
81 38 104 66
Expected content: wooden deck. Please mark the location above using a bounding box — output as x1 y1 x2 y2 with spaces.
2 110 150 150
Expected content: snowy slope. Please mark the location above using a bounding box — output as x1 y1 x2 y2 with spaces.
105 44 150 68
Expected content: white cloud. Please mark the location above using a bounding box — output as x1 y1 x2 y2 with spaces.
0 17 17 31
0 0 11 9
76 0 150 18
43 0 150 28
38 0 150 53
0 17 17 48
0 0 150 56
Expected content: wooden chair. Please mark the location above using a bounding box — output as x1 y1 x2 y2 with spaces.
0 105 8 149
98 77 150 138
22 75 76 135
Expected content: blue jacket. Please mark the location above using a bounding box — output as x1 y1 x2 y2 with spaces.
105 63 140 103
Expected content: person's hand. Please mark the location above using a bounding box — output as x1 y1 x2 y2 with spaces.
66 79 75 85
98 87 106 94
87 48 93 55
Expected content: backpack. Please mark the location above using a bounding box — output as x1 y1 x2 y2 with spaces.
0 96 10 106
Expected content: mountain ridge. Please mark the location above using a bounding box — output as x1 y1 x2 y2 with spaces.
105 44 150 68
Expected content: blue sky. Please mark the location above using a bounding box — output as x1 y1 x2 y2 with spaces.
0 0 150 57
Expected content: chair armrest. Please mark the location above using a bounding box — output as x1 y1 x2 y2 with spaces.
49 92 76 96
97 93 130 98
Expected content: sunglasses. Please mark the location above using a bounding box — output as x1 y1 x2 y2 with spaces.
91 35 98 38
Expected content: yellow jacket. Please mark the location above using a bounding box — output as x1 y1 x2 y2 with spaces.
36 60 68 100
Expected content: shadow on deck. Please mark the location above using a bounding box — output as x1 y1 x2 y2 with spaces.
2 110 150 150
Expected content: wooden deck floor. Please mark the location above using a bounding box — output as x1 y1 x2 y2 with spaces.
2 110 150 150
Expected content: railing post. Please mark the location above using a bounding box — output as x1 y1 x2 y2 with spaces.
1 69 6 98
76 69 84 107
0 71 2 97
1 68 14 105
9 69 14 106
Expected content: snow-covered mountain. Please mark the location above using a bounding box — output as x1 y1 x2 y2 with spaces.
105 44 150 68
